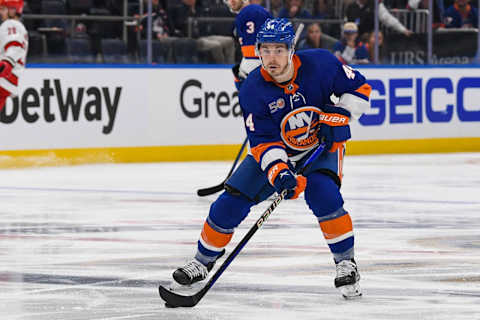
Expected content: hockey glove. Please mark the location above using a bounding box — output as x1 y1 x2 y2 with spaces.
317 105 351 153
232 63 247 91
0 60 13 79
267 162 307 200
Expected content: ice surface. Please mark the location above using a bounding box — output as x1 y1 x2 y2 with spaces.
0 153 479 319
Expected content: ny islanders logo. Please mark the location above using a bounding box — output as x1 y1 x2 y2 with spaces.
280 106 322 151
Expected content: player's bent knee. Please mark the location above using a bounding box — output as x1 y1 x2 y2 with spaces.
305 172 344 218
209 190 255 230
225 155 275 204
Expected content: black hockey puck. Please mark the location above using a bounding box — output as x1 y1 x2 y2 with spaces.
165 303 178 308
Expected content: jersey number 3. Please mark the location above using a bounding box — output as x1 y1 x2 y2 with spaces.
245 113 255 131
246 21 255 34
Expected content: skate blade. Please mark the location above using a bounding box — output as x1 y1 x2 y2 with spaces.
338 282 362 300
167 280 204 294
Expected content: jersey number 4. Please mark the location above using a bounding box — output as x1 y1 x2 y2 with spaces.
342 65 356 80
245 113 255 131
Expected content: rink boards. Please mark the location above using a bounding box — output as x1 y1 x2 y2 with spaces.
0 64 479 167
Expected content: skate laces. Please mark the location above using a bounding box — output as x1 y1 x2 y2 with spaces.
182 260 208 279
336 260 356 278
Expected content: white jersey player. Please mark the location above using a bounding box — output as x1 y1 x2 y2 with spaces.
0 0 27 111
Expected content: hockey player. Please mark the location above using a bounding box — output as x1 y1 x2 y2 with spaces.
0 0 27 111
172 18 371 299
224 0 271 90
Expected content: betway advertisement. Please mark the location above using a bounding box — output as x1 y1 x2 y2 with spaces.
0 66 478 151
0 67 245 150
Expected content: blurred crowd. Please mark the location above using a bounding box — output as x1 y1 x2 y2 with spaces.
23 0 479 64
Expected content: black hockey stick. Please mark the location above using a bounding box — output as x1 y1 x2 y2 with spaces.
196 137 248 197
159 142 326 308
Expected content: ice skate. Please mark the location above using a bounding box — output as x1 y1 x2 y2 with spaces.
335 259 362 299
172 249 225 286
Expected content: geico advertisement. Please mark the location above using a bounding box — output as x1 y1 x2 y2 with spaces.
1 66 479 150
353 67 480 140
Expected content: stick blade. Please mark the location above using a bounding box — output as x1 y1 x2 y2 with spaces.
159 285 204 308
196 183 225 197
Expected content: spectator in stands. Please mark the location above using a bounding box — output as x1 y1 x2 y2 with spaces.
22 1 38 31
312 0 336 36
158 0 168 9
383 0 408 8
137 0 170 39
169 0 205 37
365 30 387 63
278 0 312 19
444 0 455 8
408 0 445 28
345 0 413 39
169 0 235 63
312 0 334 19
106 0 125 16
24 0 39 13
72 23 89 39
297 22 337 50
269 0 284 17
444 0 478 28
333 22 370 64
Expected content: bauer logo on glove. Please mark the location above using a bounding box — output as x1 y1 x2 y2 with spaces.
316 105 352 153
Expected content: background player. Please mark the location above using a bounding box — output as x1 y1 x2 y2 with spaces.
197 0 271 196
0 0 27 111
224 0 271 90
171 18 371 299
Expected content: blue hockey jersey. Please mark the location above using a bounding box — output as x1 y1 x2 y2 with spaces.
235 4 272 59
239 49 371 171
